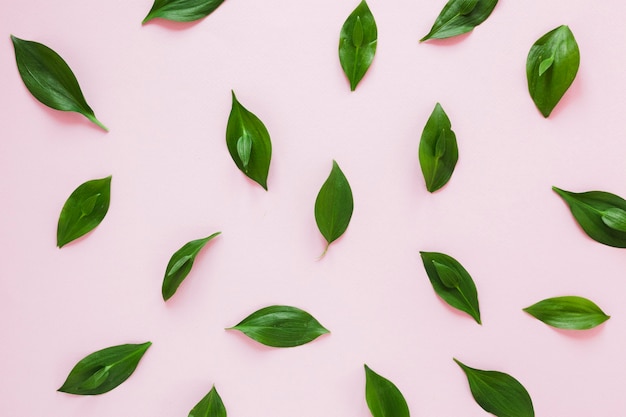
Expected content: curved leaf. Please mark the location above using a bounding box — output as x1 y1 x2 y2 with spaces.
420 0 498 42
226 91 272 190
57 176 111 248
162 232 221 301
339 0 377 91
527 26 579 117
418 103 458 192
552 186 626 248
454 358 534 417
364 365 410 417
143 0 225 24
58 342 151 395
315 160 354 256
419 251 481 324
10 35 107 131
227 305 329 348
189 385 227 417
523 296 610 330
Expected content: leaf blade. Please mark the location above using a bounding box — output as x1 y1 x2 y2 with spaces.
418 103 458 192
189 385 227 417
420 0 498 42
523 296 610 330
338 0 377 91
364 364 410 417
143 0 225 23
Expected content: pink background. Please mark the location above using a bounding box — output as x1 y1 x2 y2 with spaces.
2 0 626 415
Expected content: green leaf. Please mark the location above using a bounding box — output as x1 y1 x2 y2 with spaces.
552 186 626 248
226 91 272 190
10 35 107 131
420 0 498 42
227 305 330 348
419 251 481 324
418 103 458 193
364 365 410 417
523 296 610 330
143 0 225 24
339 0 377 91
162 232 221 301
527 25 580 117
57 176 111 248
314 160 354 256
189 385 227 417
454 358 534 417
58 342 151 395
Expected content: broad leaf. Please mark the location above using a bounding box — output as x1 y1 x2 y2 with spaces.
454 358 534 417
162 232 221 301
10 35 107 131
418 103 458 192
420 0 498 42
420 251 481 324
189 385 227 417
58 342 151 395
339 0 377 91
527 26 579 117
226 91 272 190
57 176 111 248
364 365 410 417
143 0 225 24
523 296 610 330
227 305 329 348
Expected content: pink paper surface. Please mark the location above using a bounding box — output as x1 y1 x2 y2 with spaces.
2 0 626 415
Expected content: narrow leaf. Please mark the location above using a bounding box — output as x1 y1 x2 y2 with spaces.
364 364 410 417
418 103 458 193
227 305 330 348
143 0 225 24
420 0 498 42
162 232 221 301
57 176 111 248
527 26 580 117
189 385 227 417
420 251 481 324
314 160 354 255
226 91 272 190
454 358 534 417
552 186 626 248
523 296 610 330
58 342 151 395
10 35 107 131
339 0 377 91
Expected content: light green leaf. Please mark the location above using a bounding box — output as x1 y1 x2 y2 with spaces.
143 0 225 24
418 103 458 193
189 385 227 417
364 365 410 417
339 0 377 91
601 208 626 232
420 0 498 42
236 131 252 172
432 260 460 288
538 55 554 76
523 296 610 330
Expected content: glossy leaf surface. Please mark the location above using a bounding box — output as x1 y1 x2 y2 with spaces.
523 296 610 330
420 0 498 41
226 91 272 190
227 305 329 348
162 232 221 301
454 358 534 417
527 25 579 117
364 365 410 417
339 0 377 90
58 342 151 395
11 35 107 131
418 103 458 192
189 385 227 417
57 176 111 248
143 0 225 23
420 251 481 324
552 186 626 248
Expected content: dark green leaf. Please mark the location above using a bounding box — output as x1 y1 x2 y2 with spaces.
314 160 354 256
57 176 111 248
10 35 107 131
454 358 534 417
523 296 610 330
226 91 272 190
143 0 225 24
162 232 221 301
552 186 626 248
527 26 579 117
364 365 410 417
339 0 377 91
58 342 151 395
227 305 330 348
419 251 481 324
418 103 458 192
189 385 227 417
420 0 498 42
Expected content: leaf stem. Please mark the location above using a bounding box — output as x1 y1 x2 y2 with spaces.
86 113 109 132
317 242 331 260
